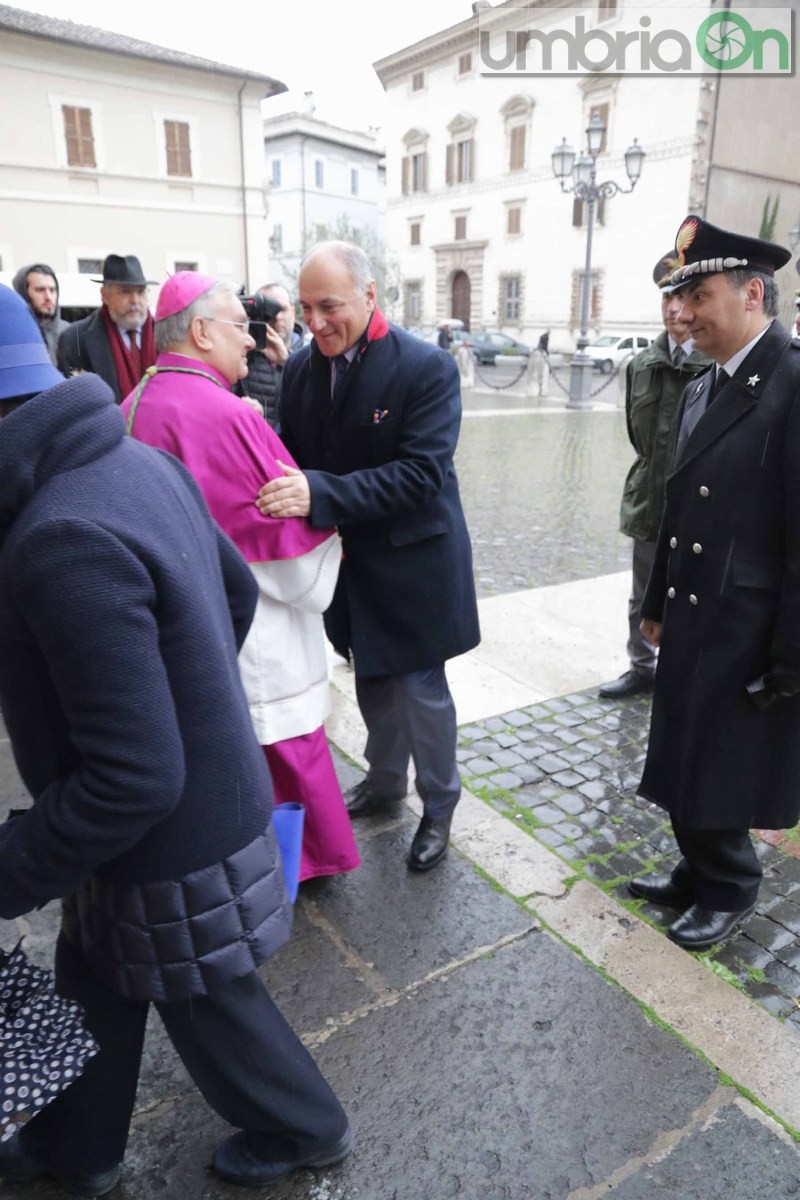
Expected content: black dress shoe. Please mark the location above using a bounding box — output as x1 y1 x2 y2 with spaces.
407 815 452 872
667 902 757 951
344 778 406 817
628 875 693 908
213 1125 353 1187
0 1132 121 1197
598 669 655 699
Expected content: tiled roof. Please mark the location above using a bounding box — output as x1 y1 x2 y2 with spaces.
0 3 286 91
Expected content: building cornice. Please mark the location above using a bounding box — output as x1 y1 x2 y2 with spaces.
263 113 384 157
373 0 584 85
0 3 285 93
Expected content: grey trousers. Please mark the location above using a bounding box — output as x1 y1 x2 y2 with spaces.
627 538 658 672
355 666 461 821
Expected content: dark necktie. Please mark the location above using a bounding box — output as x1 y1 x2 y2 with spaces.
332 354 349 401
671 344 683 368
128 330 142 381
707 367 729 408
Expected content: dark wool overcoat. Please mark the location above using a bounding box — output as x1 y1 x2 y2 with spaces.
278 312 480 678
640 321 800 831
0 376 291 1000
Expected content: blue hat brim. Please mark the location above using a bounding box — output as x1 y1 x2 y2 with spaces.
0 346 63 401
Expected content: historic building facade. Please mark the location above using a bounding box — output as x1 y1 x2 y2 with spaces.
0 6 285 307
375 0 800 350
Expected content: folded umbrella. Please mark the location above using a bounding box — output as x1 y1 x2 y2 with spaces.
0 942 98 1143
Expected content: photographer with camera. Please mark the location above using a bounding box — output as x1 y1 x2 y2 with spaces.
235 284 301 427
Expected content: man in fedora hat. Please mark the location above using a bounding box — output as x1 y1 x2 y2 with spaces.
630 215 800 951
57 254 157 402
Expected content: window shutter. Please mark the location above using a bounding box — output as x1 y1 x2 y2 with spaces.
402 156 410 195
572 197 583 227
510 125 525 171
446 144 454 186
596 195 606 226
63 105 96 168
165 120 192 177
421 152 428 191
466 138 474 182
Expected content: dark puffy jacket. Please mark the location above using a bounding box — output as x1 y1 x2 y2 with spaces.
0 375 291 1002
235 350 282 427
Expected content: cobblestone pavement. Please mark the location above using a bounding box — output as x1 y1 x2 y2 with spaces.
456 408 632 597
457 689 800 1027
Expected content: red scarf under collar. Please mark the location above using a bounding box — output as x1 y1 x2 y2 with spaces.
100 305 156 396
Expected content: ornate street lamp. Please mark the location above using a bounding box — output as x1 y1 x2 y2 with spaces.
788 223 800 252
552 113 646 409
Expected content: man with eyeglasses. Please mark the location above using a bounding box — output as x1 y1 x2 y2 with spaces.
57 254 157 402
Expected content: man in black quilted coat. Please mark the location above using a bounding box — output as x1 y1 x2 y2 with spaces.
0 286 350 1195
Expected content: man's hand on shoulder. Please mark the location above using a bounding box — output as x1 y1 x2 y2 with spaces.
257 461 311 518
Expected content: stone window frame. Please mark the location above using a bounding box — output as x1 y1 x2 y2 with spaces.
500 274 523 323
49 94 105 172
404 278 423 323
570 267 604 329
401 128 429 195
445 112 477 186
505 200 525 238
500 94 534 174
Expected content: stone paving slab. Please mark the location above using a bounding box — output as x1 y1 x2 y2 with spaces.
114 933 726 1200
458 688 800 1023
608 1104 800 1200
289 814 534 992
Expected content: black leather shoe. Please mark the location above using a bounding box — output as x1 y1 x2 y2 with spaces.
667 902 757 951
407 815 452 872
598 669 655 699
344 778 406 817
0 1133 121 1197
213 1125 353 1188
628 875 693 908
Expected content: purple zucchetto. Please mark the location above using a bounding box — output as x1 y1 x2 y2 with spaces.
155 272 218 323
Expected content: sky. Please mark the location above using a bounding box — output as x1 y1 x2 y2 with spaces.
11 0 474 132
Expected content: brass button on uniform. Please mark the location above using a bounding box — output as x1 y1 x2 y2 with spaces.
669 537 677 549
667 587 676 599
689 594 698 605
692 543 703 555
699 486 709 497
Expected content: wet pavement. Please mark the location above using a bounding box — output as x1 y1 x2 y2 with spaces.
1 748 798 1200
2 398 800 1195
457 400 632 598
458 689 800 1026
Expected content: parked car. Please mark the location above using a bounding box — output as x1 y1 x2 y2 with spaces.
451 330 532 365
584 334 652 373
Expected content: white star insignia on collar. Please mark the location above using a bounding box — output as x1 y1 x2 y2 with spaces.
747 374 760 387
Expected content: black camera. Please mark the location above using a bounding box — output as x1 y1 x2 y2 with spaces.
240 293 283 350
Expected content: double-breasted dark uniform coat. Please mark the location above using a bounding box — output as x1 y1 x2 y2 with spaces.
640 320 800 832
278 310 480 678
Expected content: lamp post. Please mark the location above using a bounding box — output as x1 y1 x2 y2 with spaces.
552 113 646 409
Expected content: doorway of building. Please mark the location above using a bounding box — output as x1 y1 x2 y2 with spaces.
451 271 471 330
